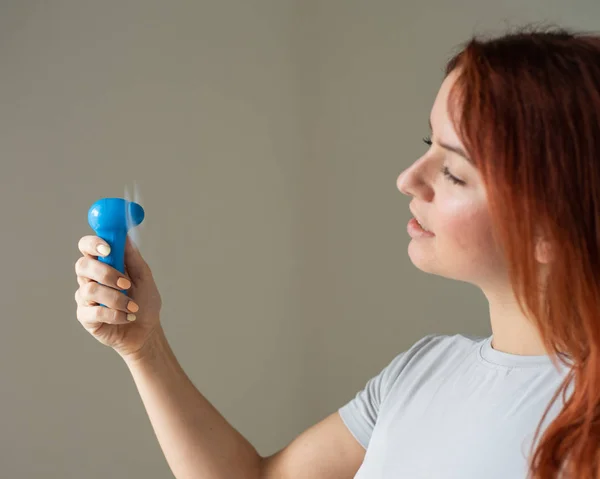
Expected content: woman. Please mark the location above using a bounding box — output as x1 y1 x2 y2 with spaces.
74 25 599 478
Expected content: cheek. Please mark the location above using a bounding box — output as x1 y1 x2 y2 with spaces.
437 202 497 257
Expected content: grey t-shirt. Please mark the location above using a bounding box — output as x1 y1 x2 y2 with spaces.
338 333 571 479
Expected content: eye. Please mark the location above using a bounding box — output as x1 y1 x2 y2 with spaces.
441 166 465 186
422 136 465 186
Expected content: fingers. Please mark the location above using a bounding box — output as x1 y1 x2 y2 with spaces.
77 304 136 326
124 235 150 281
74 285 94 307
75 255 132 291
75 235 138 327
78 235 111 258
76 281 138 313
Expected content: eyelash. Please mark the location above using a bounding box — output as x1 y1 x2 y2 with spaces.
422 136 465 186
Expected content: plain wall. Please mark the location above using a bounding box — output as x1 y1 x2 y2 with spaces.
1 1 599 477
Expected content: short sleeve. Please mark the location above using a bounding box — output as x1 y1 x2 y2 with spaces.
337 334 438 449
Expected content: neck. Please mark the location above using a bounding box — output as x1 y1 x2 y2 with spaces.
485 288 549 356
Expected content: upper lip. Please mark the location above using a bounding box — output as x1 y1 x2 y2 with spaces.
410 205 431 231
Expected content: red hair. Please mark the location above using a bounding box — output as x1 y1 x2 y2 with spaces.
444 24 600 478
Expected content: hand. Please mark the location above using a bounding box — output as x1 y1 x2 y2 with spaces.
74 235 162 361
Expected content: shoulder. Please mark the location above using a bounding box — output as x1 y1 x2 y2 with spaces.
379 333 486 389
400 332 486 360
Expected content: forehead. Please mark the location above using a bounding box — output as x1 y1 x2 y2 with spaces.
430 70 463 145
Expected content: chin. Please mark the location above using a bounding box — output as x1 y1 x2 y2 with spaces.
407 239 437 272
407 240 466 282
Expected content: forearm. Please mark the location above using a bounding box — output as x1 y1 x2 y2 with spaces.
124 326 263 479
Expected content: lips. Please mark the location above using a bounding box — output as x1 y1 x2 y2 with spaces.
409 206 431 232
415 218 430 232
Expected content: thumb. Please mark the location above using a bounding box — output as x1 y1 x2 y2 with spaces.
124 235 149 281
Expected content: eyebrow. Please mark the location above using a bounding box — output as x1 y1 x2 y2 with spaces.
428 118 473 165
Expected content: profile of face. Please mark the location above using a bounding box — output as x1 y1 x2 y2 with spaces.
396 69 510 291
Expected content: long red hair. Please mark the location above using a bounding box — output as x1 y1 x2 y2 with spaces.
443 24 600 478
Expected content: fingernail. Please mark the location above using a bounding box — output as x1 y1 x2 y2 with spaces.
127 301 139 313
127 314 136 322
97 244 110 256
117 277 131 289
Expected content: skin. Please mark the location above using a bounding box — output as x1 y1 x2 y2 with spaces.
396 69 551 356
71 67 560 479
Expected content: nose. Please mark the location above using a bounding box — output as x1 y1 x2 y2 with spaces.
397 166 423 197
397 154 434 199
396 169 410 195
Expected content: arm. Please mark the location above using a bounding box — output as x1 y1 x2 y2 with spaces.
125 326 365 479
261 412 365 478
125 325 262 479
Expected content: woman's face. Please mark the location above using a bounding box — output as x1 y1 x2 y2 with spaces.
397 69 509 290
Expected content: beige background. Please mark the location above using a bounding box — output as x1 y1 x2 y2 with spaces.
1 1 598 477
